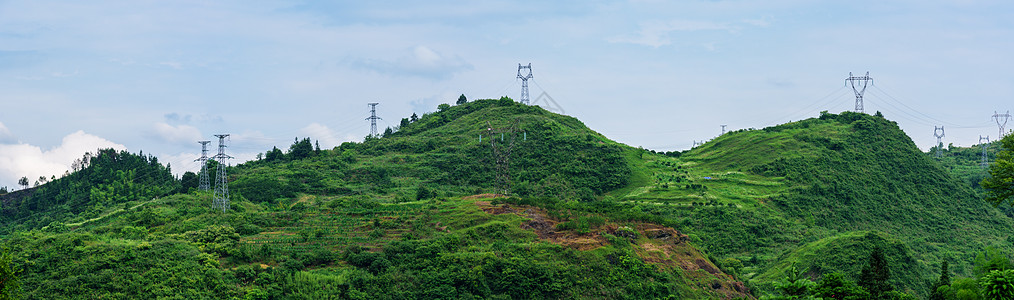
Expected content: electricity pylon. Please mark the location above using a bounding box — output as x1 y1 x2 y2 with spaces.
517 63 533 105
980 135 990 169
934 126 945 158
195 140 211 191
846 72 873 113
994 111 1011 138
484 119 523 196
367 103 381 137
212 134 232 212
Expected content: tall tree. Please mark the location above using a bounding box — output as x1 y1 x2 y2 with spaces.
180 171 199 192
456 94 467 105
929 260 950 300
288 137 314 160
858 247 892 298
982 133 1014 207
17 177 27 190
265 147 284 161
410 113 419 123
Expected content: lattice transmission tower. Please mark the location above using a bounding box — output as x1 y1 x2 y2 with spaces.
980 135 990 169
367 103 381 137
484 119 524 196
721 125 727 135
994 111 1011 138
212 134 232 212
195 140 211 191
933 126 945 158
517 63 533 105
846 72 873 114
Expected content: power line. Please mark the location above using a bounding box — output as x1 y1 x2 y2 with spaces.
846 71 873 114
517 63 533 105
868 85 992 128
212 134 232 212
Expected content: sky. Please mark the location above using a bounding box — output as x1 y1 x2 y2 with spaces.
1 0 1012 189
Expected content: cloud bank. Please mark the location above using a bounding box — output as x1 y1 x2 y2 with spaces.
0 130 126 189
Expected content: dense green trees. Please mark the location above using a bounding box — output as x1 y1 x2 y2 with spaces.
982 133 1014 208
980 269 1014 300
0 247 20 300
181 171 198 191
288 137 314 160
1 149 180 232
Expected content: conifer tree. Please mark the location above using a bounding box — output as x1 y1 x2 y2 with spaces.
929 260 950 300
858 247 892 298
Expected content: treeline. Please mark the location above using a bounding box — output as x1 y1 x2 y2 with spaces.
0 149 180 232
228 98 630 204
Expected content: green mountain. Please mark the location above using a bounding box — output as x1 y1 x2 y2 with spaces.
2 100 1011 299
0 99 750 299
615 111 1013 296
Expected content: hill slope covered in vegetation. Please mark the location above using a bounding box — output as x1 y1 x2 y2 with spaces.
616 111 1013 296
2 101 1011 299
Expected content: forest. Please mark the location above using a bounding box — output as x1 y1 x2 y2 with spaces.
2 99 1014 299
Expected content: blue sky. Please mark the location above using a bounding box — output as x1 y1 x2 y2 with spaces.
0 0 1012 188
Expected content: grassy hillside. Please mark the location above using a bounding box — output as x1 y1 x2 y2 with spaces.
615 111 1013 297
230 97 630 204
0 99 750 299
3 100 1011 299
754 231 928 296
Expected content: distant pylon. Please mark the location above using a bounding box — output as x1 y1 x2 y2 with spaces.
367 103 381 137
993 111 1011 138
846 71 873 114
195 141 211 191
721 125 727 135
933 126 945 158
212 134 232 212
484 119 523 196
517 63 533 105
980 135 990 169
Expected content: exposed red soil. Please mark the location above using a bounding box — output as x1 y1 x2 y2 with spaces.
473 200 754 299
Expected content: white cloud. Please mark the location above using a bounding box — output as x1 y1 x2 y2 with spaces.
351 45 474 79
0 122 15 144
0 131 126 189
156 152 202 177
151 123 203 145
